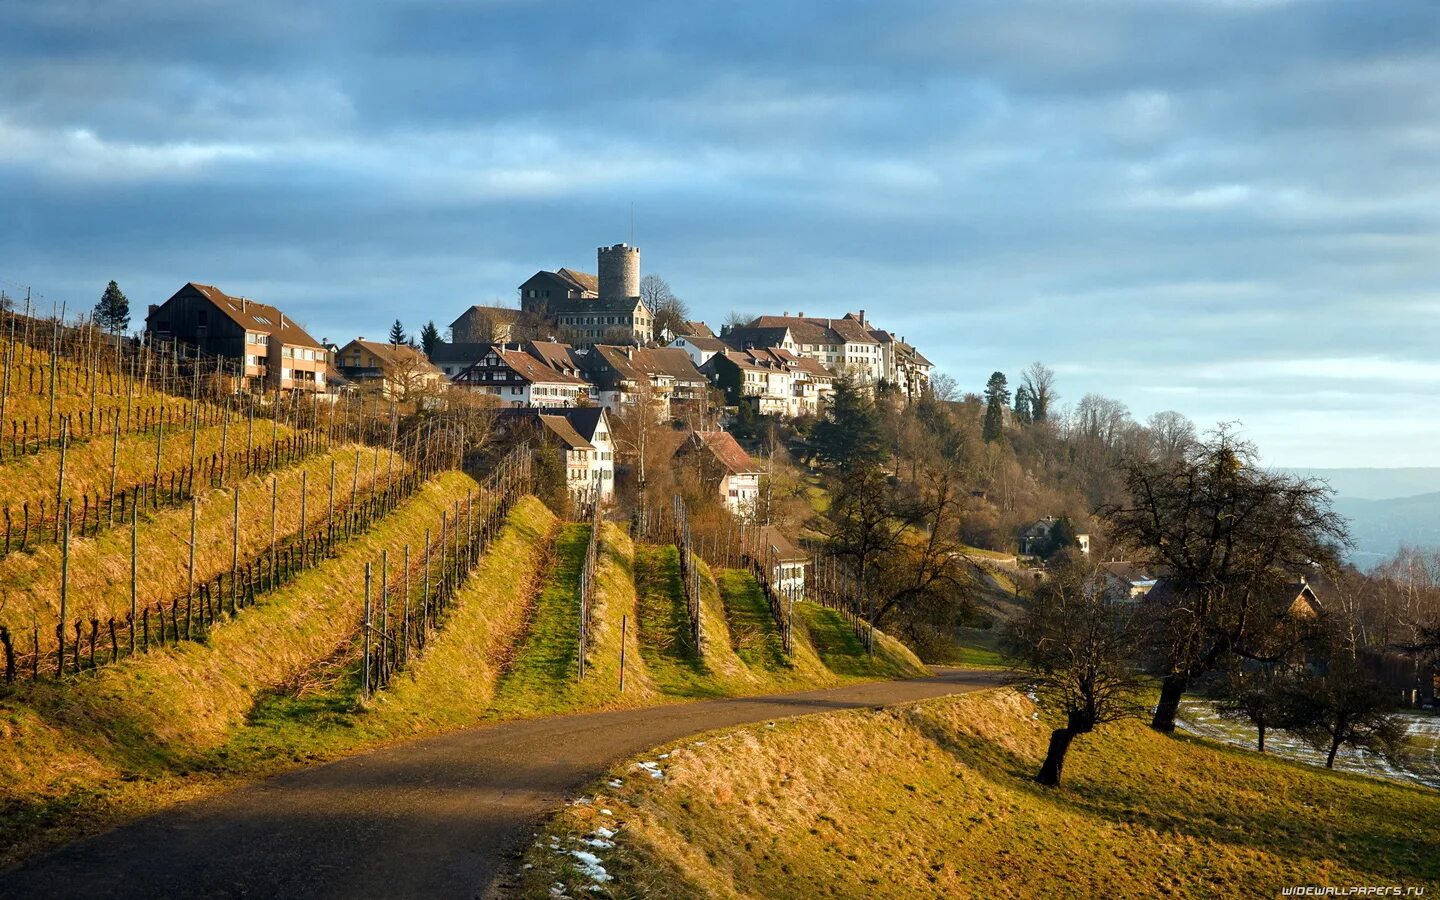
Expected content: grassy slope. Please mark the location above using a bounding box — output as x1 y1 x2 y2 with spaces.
0 417 292 516
489 522 659 718
0 444 401 627
527 689 1440 899
0 472 480 790
0 347 203 423
0 503 934 870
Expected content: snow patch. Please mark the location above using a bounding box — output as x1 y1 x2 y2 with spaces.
569 850 613 883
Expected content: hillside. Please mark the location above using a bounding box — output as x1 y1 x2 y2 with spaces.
0 488 924 868
1333 491 1440 566
522 690 1440 898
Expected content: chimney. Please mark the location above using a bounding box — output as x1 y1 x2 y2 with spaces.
798 311 805 318
859 309 866 325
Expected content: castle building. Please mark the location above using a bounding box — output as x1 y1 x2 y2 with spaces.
517 244 653 346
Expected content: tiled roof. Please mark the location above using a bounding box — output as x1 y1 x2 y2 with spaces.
555 268 600 294
496 348 589 385
552 296 651 315
755 525 808 563
682 321 715 338
747 315 880 345
525 340 583 376
428 341 495 364
341 339 443 374
672 335 728 353
537 414 594 451
696 430 761 475
722 326 792 350
450 305 521 331
185 283 323 349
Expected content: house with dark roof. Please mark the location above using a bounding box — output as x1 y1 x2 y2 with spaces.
451 342 594 408
145 282 329 393
428 341 496 378
335 338 446 401
449 305 523 344
676 430 763 517
497 407 615 503
1145 576 1323 619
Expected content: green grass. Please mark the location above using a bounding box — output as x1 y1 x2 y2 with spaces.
716 568 790 672
792 602 924 680
925 625 1009 668
526 689 1440 898
633 543 721 697
489 524 597 717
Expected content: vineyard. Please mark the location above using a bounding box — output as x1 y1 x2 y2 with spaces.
0 304 924 872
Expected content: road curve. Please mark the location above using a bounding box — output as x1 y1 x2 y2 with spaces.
4 668 1004 899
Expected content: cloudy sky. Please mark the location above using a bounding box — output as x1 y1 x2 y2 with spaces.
1 0 1437 467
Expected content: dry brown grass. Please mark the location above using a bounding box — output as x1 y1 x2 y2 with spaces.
0 444 402 628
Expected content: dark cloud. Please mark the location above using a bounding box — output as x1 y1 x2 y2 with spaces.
1 0 1437 465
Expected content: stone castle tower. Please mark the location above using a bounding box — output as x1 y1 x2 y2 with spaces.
597 243 640 300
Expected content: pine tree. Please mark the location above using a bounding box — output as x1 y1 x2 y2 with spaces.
420 321 441 356
1014 385 1035 426
811 376 887 470
983 371 1009 442
388 319 407 346
95 281 130 334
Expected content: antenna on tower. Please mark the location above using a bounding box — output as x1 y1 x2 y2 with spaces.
629 202 634 246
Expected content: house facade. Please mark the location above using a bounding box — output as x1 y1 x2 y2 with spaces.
579 345 709 416
145 282 328 393
452 343 593 407
726 312 883 387
500 407 615 503
666 333 729 368
753 524 809 602
677 430 763 517
701 347 835 418
335 338 445 400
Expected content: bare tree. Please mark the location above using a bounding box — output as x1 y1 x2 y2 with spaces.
1102 426 1349 732
1146 410 1197 461
1020 362 1057 423
928 372 960 402
1003 562 1147 785
640 274 690 339
722 310 752 332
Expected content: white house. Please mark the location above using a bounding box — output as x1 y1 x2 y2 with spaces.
451 343 593 408
753 524 809 602
503 407 616 503
666 333 729 368
678 430 763 517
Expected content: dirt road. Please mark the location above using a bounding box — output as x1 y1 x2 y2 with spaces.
3 668 1003 899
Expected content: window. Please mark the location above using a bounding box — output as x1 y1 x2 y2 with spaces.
253 315 273 325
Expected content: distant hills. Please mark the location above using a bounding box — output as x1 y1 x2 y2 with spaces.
1288 468 1440 567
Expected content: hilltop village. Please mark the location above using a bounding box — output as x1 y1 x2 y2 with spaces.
142 241 934 512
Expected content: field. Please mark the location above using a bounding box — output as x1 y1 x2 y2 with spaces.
524 689 1440 898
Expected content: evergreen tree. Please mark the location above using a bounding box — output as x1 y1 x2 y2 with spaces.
95 280 130 334
982 371 1009 442
811 376 886 470
388 319 408 346
1014 385 1034 426
419 321 441 357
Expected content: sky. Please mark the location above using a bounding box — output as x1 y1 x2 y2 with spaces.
1 0 1438 468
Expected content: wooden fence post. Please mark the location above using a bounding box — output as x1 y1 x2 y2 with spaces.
130 502 138 654
362 562 372 702
58 500 70 676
